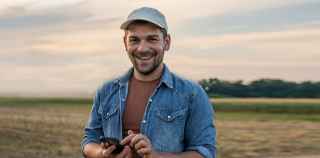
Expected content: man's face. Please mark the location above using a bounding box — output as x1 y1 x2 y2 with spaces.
123 22 170 76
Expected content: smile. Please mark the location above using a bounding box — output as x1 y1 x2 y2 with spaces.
138 56 153 61
134 54 154 61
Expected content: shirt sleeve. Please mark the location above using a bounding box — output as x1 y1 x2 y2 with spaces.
80 90 104 152
184 84 216 158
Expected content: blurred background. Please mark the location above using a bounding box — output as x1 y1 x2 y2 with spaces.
0 0 320 158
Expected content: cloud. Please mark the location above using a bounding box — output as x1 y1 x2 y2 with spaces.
177 0 320 36
2 0 318 33
167 25 320 81
0 58 131 97
175 25 320 59
0 2 91 30
1 0 320 97
0 0 85 12
29 28 122 56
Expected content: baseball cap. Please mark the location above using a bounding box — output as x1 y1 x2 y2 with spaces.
120 7 168 32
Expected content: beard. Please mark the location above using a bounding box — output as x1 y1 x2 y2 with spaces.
130 50 163 76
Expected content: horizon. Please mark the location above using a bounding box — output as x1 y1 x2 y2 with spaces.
1 77 318 98
1 0 320 97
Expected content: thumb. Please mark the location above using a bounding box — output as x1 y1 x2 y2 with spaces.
128 130 134 135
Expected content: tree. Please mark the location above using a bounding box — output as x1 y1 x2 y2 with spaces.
199 78 320 98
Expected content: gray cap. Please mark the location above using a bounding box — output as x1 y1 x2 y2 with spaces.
120 7 168 32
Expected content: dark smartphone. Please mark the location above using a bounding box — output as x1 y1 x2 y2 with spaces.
100 136 124 154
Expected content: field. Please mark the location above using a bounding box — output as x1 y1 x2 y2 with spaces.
0 97 320 158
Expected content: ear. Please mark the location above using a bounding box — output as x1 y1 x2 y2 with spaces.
164 34 171 51
123 35 128 52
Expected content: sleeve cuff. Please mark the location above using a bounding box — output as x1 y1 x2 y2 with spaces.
80 137 100 153
186 145 214 158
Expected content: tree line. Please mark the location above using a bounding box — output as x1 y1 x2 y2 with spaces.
199 78 320 98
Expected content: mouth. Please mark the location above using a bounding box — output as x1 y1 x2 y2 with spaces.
136 56 153 61
134 52 155 61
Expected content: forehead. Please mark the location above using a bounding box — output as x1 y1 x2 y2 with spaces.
126 22 162 37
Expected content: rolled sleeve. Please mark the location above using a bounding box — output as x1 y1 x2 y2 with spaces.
80 129 102 152
186 145 215 158
184 83 216 158
80 90 104 152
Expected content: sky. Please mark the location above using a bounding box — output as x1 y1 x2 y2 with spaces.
1 0 320 97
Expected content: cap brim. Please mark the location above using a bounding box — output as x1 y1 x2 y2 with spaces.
120 18 165 30
120 20 135 30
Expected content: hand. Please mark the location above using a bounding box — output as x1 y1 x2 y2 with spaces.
121 130 157 158
100 141 132 158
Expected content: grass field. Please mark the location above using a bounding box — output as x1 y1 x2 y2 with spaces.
0 97 320 158
213 98 320 114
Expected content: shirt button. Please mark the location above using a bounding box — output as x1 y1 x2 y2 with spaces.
107 112 110 116
142 120 146 124
149 99 152 102
121 98 125 102
167 115 171 119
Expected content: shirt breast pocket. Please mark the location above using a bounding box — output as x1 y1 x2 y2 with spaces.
99 105 120 138
156 108 187 122
152 107 187 152
103 107 118 120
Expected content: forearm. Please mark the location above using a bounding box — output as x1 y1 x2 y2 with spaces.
83 143 103 158
153 151 203 158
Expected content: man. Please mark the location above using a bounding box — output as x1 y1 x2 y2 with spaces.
81 7 216 158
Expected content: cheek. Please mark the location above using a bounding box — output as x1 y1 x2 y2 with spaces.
126 50 134 59
156 47 166 56
126 47 137 56
153 44 164 52
126 45 135 52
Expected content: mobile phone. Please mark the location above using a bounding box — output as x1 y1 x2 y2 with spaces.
100 136 124 154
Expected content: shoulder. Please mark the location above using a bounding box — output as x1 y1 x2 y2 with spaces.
171 73 213 111
95 77 120 97
171 73 205 96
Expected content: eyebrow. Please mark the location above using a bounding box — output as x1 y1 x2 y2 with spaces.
128 33 161 38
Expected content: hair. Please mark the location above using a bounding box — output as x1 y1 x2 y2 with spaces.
124 20 168 38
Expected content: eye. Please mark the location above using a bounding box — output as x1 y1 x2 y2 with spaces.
148 37 160 42
128 37 139 44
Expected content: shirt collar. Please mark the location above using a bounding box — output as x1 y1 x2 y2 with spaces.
160 64 174 89
118 64 173 89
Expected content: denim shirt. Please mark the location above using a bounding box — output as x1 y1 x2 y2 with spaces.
81 64 216 158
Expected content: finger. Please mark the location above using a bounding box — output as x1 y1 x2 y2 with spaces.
127 130 134 135
134 140 148 151
115 146 131 158
130 134 147 147
101 142 110 148
136 147 152 156
121 133 136 145
126 148 133 158
101 145 116 157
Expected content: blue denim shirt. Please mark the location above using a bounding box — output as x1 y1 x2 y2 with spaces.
81 64 216 158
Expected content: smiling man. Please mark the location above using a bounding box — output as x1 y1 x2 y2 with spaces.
81 7 216 158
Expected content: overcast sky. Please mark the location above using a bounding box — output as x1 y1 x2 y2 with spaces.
1 0 320 97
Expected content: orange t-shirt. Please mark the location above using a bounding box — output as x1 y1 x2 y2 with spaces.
123 75 160 136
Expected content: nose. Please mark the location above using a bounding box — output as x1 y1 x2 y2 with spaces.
136 40 149 52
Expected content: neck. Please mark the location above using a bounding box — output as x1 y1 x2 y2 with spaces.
133 64 164 81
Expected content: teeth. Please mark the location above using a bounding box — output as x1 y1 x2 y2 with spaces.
138 56 152 60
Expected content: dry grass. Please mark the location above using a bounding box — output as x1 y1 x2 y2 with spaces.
0 100 320 158
0 106 89 158
216 119 320 158
211 98 320 114
212 98 320 104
